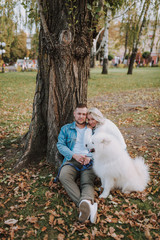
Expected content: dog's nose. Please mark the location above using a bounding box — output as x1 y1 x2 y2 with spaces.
90 148 95 153
85 144 87 147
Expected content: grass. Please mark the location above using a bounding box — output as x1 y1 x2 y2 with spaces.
0 67 160 239
0 72 36 146
88 67 160 97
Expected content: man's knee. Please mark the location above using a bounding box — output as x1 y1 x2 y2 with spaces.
59 165 76 184
81 171 95 186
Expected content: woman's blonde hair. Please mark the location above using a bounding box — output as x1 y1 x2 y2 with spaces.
87 107 105 125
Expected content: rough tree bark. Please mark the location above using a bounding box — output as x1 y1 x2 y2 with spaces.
14 0 93 171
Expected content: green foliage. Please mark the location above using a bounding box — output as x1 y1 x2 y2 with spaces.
0 0 39 62
65 0 79 28
30 32 39 59
0 1 17 62
142 51 150 59
10 31 27 62
108 53 114 61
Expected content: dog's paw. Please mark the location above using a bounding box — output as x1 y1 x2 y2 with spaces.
122 189 131 194
99 193 109 198
123 191 131 194
98 186 104 192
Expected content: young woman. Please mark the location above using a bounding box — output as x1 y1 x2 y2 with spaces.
84 107 126 150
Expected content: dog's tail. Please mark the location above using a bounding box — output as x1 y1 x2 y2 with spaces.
134 157 150 191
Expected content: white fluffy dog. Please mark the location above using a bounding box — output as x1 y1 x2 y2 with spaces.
87 132 150 198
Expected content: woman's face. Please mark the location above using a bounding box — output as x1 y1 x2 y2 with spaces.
87 114 98 128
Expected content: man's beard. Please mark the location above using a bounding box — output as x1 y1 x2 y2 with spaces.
75 120 86 125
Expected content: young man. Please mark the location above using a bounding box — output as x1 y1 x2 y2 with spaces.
57 103 97 223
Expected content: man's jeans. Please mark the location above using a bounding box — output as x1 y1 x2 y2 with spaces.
59 159 95 206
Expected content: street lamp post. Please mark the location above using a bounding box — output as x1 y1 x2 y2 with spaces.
0 42 6 73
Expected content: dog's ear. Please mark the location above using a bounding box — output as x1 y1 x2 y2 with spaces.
101 138 111 145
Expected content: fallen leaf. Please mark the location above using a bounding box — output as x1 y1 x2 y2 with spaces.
26 216 38 224
4 219 18 226
58 233 65 240
49 214 54 225
43 234 48 240
45 191 53 199
144 227 152 240
42 226 47 232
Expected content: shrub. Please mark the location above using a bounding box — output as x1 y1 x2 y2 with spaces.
108 54 114 61
142 51 150 59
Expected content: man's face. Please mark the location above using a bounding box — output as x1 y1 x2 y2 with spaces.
74 107 87 125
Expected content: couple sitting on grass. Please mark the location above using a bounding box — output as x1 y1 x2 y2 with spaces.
56 103 126 224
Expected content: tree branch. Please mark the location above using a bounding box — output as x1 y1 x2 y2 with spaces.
36 0 55 50
112 2 135 21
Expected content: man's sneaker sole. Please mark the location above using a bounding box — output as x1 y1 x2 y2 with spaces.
79 201 90 222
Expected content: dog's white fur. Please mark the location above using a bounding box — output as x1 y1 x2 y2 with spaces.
87 132 150 198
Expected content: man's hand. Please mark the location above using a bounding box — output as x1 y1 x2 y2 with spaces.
73 154 85 164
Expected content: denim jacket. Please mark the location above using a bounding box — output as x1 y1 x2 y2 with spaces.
57 121 78 164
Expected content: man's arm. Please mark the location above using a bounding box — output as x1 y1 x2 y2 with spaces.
57 127 74 161
57 126 87 164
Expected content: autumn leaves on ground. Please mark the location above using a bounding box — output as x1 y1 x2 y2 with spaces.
0 68 160 240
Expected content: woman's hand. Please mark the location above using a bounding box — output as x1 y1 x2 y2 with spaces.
83 157 91 165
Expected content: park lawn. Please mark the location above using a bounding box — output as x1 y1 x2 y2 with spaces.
0 68 160 239
88 67 160 97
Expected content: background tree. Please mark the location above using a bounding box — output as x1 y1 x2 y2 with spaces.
0 0 40 62
21 0 40 59
10 31 27 62
127 0 152 74
142 51 151 64
0 0 17 62
90 0 131 74
14 0 96 171
149 0 160 55
120 9 134 63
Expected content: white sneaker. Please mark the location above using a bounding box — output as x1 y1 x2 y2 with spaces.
90 202 98 224
79 200 98 224
79 200 91 222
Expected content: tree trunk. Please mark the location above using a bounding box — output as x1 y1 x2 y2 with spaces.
127 0 151 75
101 12 110 75
90 54 96 68
150 0 158 55
127 49 137 74
123 27 129 62
102 58 108 74
14 0 93 171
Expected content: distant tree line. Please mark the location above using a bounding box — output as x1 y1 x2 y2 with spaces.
0 0 39 63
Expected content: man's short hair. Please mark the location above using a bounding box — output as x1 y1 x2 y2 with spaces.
76 103 87 109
